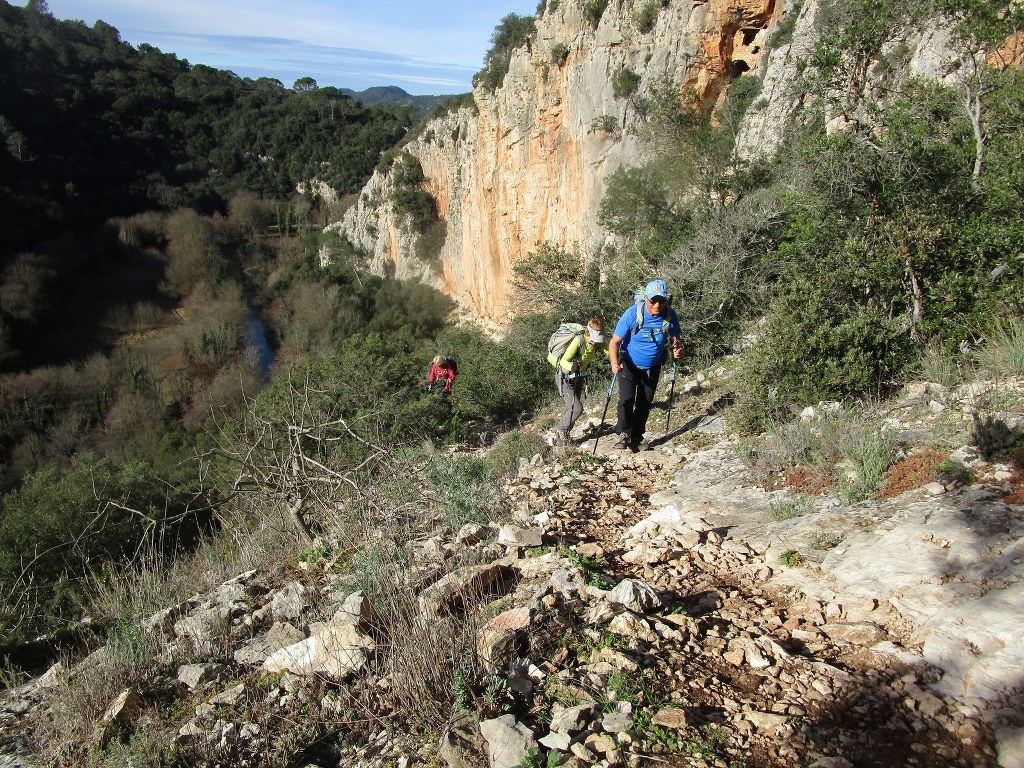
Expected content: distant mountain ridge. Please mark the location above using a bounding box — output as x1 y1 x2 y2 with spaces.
340 86 452 118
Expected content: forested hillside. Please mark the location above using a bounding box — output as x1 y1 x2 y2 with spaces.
0 1 551 649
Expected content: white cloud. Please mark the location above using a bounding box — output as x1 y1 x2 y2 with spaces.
44 0 539 92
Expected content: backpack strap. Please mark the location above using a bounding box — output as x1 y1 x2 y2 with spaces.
633 301 670 336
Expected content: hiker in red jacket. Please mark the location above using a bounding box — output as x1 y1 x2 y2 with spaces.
427 355 457 399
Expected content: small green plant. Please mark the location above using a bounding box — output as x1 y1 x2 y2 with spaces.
779 549 803 567
635 1 658 33
570 624 621 657
298 545 327 563
484 674 511 712
562 453 600 474
556 544 608 587
605 669 634 708
611 67 641 99
768 494 814 521
452 668 470 712
486 430 547 480
584 0 609 27
551 43 569 66
937 458 972 486
684 725 730 758
837 423 900 501
917 341 963 387
978 316 1024 375
733 436 758 466
646 724 681 750
810 531 843 550
590 114 618 133
543 681 586 708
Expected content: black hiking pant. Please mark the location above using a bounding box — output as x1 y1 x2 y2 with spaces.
615 359 661 446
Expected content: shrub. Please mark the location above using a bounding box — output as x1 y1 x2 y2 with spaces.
767 1 801 50
485 430 546 479
733 279 909 433
837 422 900 501
972 413 1024 462
977 316 1024 376
612 67 641 99
475 13 537 92
768 494 814 520
584 0 609 27
551 43 570 66
636 1 658 33
389 152 440 235
422 453 501 529
414 218 447 264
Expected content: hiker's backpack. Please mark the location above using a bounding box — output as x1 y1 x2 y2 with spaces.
546 323 586 368
444 356 458 376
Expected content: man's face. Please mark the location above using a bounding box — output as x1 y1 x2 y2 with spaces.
646 295 667 316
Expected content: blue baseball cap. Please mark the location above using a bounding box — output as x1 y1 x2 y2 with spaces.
645 280 669 300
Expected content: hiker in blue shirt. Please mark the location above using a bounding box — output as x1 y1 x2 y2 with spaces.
607 280 683 452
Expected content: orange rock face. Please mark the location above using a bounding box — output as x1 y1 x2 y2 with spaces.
341 0 781 324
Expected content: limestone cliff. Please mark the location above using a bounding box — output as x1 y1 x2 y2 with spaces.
332 0 781 326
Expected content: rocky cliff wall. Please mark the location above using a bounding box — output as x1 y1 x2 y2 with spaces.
332 0 781 326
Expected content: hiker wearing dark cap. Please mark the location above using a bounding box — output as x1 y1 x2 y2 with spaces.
607 280 682 452
546 317 606 446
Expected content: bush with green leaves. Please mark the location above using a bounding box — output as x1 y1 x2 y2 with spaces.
837 423 900 501
551 43 569 66
611 67 641 99
422 453 501 529
475 13 537 92
733 278 910 433
438 325 550 428
485 430 547 480
0 453 199 644
636 1 658 33
584 0 609 27
389 152 439 235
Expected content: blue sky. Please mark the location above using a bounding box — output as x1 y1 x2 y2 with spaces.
37 1 540 94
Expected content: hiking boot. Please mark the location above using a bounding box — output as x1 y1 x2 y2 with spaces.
614 435 631 450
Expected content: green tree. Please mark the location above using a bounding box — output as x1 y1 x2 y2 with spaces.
474 13 536 91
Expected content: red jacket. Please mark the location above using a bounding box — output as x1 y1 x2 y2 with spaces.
428 363 456 392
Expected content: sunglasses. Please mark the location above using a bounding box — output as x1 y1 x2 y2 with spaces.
648 296 668 305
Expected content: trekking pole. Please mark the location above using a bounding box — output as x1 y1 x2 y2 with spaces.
593 373 617 455
665 360 679 434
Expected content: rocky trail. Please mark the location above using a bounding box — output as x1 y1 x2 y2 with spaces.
2 381 1022 768
500 430 996 768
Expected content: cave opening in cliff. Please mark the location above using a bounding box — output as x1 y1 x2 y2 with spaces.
729 60 751 78
742 28 759 45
